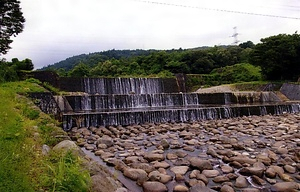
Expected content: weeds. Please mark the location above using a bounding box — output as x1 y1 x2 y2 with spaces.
0 81 91 191
43 151 90 192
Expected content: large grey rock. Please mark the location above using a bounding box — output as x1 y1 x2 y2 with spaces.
166 153 178 160
160 139 169 149
189 157 213 171
123 168 148 182
144 152 165 162
229 155 256 165
190 184 217 192
213 175 230 183
283 164 296 174
220 185 235 192
202 170 220 178
142 181 168 192
53 140 84 156
270 182 300 192
53 140 79 151
235 176 249 188
241 188 260 192
91 174 121 192
97 135 114 147
239 167 264 177
148 171 172 184
151 161 170 169
131 162 155 173
173 184 189 192
189 170 201 179
221 165 234 173
170 166 189 175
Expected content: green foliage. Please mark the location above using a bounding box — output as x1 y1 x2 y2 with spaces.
0 0 25 54
0 58 35 83
42 45 249 78
239 41 255 49
25 77 42 84
250 33 300 80
41 49 155 71
0 82 40 191
186 63 262 90
0 81 91 191
40 33 300 81
233 81 272 91
68 62 90 77
43 151 90 192
42 82 61 94
24 78 61 94
0 59 19 82
90 60 118 77
22 105 40 120
210 63 262 83
37 121 65 146
13 58 34 71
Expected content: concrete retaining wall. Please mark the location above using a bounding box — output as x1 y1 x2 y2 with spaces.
280 83 300 100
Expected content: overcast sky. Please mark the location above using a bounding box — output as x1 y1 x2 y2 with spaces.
3 0 300 69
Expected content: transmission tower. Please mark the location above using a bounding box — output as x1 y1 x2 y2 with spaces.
232 26 240 45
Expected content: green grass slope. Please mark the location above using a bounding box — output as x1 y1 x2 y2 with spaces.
0 80 90 191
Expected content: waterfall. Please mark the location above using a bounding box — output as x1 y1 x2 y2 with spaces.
65 93 240 111
224 93 232 105
50 77 300 131
81 94 92 111
62 103 300 130
259 106 268 115
83 78 165 94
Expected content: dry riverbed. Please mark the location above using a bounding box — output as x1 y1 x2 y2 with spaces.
69 113 300 192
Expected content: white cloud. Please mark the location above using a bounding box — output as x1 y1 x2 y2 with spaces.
3 0 300 68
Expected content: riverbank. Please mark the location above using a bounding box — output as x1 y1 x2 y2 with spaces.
70 113 300 192
0 81 92 191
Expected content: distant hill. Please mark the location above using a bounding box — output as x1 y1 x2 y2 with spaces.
40 47 215 71
40 49 158 71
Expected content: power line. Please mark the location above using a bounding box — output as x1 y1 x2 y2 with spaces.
130 0 300 20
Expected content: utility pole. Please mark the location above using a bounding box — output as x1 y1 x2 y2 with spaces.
232 26 239 45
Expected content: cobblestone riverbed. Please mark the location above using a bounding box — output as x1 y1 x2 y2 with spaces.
68 113 300 192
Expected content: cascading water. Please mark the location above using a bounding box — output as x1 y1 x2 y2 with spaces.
83 78 165 94
62 103 300 131
65 93 242 112
51 77 300 131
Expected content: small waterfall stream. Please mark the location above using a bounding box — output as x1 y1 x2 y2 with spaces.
83 78 166 94
62 103 300 130
47 77 300 130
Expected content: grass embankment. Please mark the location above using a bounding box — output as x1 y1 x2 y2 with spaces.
186 63 263 91
0 80 90 191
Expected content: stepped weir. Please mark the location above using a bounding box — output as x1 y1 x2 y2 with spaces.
29 77 300 131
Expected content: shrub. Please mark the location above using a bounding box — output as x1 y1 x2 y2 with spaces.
43 151 91 192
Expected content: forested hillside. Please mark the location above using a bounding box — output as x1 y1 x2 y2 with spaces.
41 44 252 77
41 49 156 71
31 33 300 82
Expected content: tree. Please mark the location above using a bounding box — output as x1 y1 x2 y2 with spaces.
239 41 255 49
68 62 90 77
13 58 33 70
181 50 214 74
0 59 18 82
250 33 300 80
0 0 25 55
